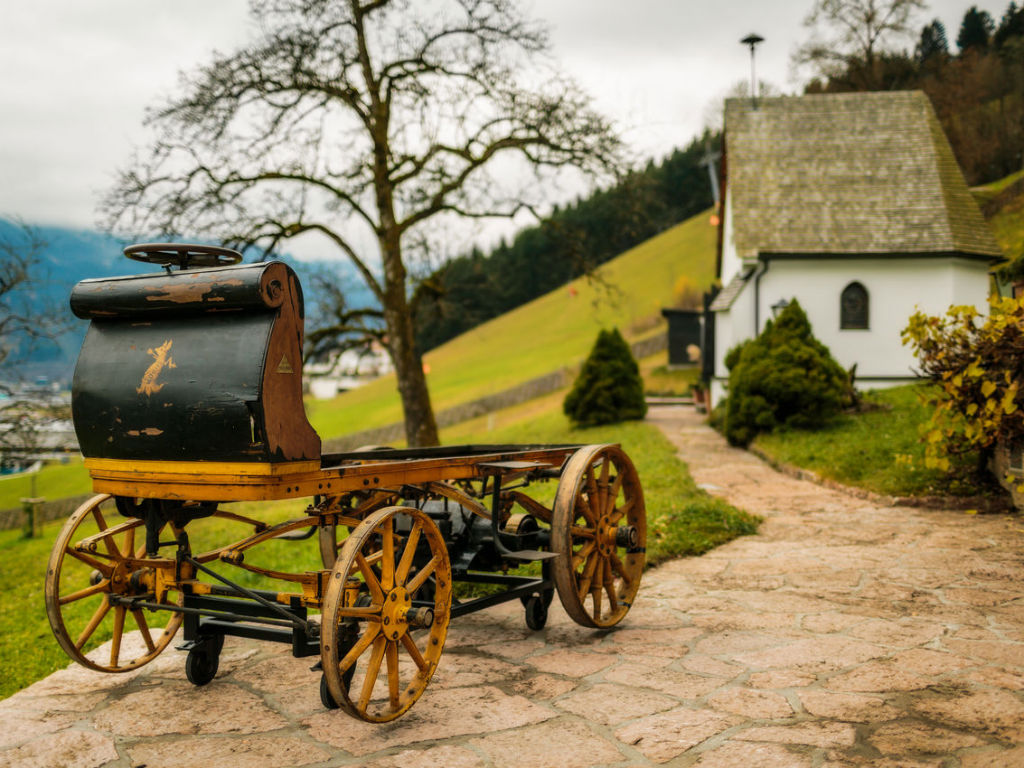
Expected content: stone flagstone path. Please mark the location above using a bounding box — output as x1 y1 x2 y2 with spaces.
2 405 1023 767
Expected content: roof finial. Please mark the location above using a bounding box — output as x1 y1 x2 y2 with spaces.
740 33 764 109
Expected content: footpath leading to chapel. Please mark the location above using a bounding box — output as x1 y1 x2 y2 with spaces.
2 405 1023 767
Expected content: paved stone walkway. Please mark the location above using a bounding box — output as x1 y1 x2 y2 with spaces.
3 405 1023 767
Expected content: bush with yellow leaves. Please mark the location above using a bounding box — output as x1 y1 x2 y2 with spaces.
902 296 1024 474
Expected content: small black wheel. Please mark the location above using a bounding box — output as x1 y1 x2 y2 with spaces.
184 635 223 686
525 595 549 631
320 674 341 709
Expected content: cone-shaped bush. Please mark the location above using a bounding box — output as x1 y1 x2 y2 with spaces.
564 328 647 427
724 300 849 446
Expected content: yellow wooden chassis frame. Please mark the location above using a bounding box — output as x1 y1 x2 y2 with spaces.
85 448 575 502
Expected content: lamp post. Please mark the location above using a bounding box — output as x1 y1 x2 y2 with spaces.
771 298 790 318
740 33 764 108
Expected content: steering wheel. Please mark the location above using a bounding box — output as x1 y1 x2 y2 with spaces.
124 243 243 271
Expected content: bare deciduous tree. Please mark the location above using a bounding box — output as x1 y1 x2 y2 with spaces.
101 0 624 447
0 221 53 370
794 0 927 88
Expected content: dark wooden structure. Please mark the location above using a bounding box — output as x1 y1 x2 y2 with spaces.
47 244 648 723
660 308 702 367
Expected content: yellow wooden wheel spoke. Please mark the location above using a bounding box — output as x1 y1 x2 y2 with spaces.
577 551 600 599
609 551 631 584
90 506 121 559
591 583 603 618
356 552 385 603
358 636 388 712
598 458 610 513
609 497 633 524
395 521 422 585
571 540 596 569
66 548 114 576
123 526 136 560
401 633 428 672
405 554 439 594
335 605 384 621
584 467 600 523
75 598 111 650
338 623 381 674
380 517 396 591
386 641 401 711
570 525 595 539
606 472 623 515
58 580 110 606
133 610 156 653
603 559 619 613
109 605 126 667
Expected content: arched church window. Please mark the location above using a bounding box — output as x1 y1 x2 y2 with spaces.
840 282 869 329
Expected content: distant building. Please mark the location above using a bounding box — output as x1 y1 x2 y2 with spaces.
304 341 394 399
709 91 1004 406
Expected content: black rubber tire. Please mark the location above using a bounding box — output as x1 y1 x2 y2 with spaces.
524 595 549 631
185 647 220 686
320 674 341 709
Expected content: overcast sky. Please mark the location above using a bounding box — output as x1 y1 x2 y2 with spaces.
0 0 1007 247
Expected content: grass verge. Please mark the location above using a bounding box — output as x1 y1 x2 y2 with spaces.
0 459 91 511
752 384 993 497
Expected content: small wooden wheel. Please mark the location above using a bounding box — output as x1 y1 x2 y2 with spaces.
551 444 646 628
45 494 184 672
320 506 451 722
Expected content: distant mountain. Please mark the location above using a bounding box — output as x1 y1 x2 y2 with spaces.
0 221 376 386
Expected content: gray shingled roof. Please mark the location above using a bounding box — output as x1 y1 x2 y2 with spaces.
724 91 1003 261
708 271 751 311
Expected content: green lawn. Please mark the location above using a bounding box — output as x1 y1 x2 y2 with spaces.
307 210 717 439
0 459 91 511
752 384 992 497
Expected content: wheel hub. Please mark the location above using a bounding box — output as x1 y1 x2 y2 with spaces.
597 516 617 557
381 587 412 641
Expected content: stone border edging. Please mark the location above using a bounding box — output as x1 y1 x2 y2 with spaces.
747 444 1014 514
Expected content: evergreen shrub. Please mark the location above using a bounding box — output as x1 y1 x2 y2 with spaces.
564 329 647 427
724 300 849 446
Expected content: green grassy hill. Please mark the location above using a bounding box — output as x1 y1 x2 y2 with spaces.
308 210 718 439
972 169 1024 265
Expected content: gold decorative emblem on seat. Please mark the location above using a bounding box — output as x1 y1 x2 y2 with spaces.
137 339 176 395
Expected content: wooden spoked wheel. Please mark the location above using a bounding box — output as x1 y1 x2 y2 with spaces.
45 494 184 672
320 506 451 722
551 444 646 628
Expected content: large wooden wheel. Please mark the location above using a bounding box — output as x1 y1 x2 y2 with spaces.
320 506 451 722
45 494 184 672
551 444 646 628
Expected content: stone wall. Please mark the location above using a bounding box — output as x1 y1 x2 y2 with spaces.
0 494 93 532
